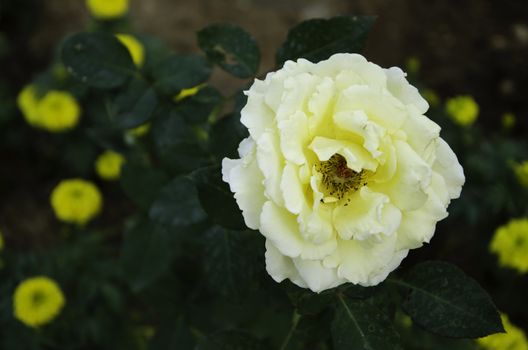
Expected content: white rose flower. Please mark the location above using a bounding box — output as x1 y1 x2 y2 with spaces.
222 53 465 292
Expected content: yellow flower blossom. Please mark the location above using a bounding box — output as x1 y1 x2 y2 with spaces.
86 0 128 20
116 34 145 67
502 112 516 129
95 151 126 180
445 95 479 126
18 88 80 132
13 276 65 328
174 84 204 102
50 179 102 225
514 161 528 188
422 89 440 108
127 123 150 138
490 218 528 273
222 53 465 292
37 90 81 132
478 313 528 350
0 229 4 252
17 85 41 127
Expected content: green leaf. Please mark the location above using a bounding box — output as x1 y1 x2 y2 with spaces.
61 32 136 88
286 288 334 316
177 86 223 125
280 313 333 350
276 16 376 66
190 166 245 230
197 23 260 78
210 113 248 160
395 261 504 338
120 220 173 292
149 176 207 227
197 330 267 350
149 317 195 350
152 54 212 96
120 163 169 210
331 295 402 350
203 226 262 297
151 108 210 173
113 78 158 129
141 34 173 75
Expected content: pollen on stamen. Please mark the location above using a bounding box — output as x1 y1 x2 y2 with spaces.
317 154 369 201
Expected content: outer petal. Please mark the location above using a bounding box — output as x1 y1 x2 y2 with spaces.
241 85 274 140
292 258 344 293
433 138 465 199
336 233 408 286
221 140 266 230
385 66 429 114
265 240 307 288
256 131 285 206
402 109 441 164
396 174 449 250
311 53 367 78
298 202 334 244
260 201 304 258
333 187 402 241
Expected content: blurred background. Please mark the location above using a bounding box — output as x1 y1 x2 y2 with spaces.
0 0 528 347
2 0 528 125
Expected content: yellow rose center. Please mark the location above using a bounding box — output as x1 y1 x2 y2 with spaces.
69 188 84 199
318 154 369 203
31 291 47 308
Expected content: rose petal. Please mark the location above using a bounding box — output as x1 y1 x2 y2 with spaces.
260 201 304 258
433 138 465 199
278 111 310 165
309 136 377 172
335 85 408 132
256 131 285 206
370 140 431 211
385 66 429 114
337 234 408 286
292 257 344 293
333 187 402 241
265 240 308 288
222 151 266 230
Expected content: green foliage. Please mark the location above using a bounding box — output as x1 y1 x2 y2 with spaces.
198 23 261 78
203 226 263 298
1 6 520 350
191 166 246 230
151 108 210 173
276 16 376 65
332 295 402 350
61 32 136 88
177 86 223 125
152 54 211 96
120 219 173 292
149 176 207 227
396 261 504 338
197 330 267 350
113 79 158 129
209 112 248 160
149 317 195 350
120 163 169 210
